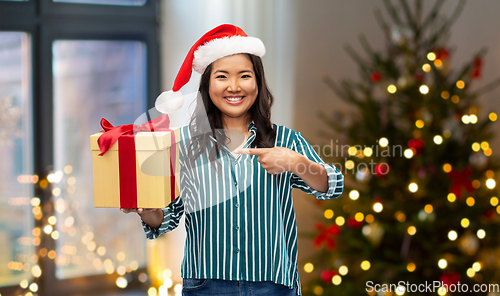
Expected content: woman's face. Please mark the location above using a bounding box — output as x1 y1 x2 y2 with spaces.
209 53 258 125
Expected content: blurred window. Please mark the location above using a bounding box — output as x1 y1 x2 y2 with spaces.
0 31 34 288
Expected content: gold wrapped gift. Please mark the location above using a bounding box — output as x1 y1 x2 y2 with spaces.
90 125 181 208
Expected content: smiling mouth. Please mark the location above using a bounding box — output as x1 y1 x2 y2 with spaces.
225 96 244 102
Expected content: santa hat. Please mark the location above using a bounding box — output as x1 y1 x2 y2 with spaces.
155 24 266 114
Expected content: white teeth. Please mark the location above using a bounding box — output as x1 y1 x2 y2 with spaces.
226 97 243 102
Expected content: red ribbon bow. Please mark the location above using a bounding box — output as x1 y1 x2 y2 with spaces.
96 115 177 208
98 115 172 156
313 223 340 250
448 167 474 198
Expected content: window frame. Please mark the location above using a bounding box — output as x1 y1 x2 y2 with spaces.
0 1 160 295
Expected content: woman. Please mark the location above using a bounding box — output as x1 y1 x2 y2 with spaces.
122 24 344 296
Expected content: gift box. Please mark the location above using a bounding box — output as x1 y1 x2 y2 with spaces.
90 115 181 208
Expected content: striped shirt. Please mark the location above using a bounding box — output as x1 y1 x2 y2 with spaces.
142 121 344 295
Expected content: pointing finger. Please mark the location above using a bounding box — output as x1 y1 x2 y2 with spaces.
235 148 268 155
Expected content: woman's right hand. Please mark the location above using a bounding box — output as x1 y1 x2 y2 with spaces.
120 208 164 229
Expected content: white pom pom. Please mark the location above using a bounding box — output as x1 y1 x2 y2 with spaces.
155 90 184 114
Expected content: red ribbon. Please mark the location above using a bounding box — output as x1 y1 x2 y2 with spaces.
313 223 340 250
97 115 177 208
448 167 474 198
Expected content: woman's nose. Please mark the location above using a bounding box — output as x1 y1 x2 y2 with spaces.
227 79 240 92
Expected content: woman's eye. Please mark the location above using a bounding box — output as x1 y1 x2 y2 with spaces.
216 75 226 79
241 75 252 78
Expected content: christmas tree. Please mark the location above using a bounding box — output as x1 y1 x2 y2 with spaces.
303 1 500 295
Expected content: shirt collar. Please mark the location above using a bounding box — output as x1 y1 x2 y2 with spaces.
209 121 257 142
248 121 256 133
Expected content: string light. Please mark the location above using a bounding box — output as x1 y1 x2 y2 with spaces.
419 85 429 94
433 135 443 145
477 229 486 239
490 197 499 206
348 146 357 156
408 183 418 193
345 160 355 170
148 287 157 296
437 287 447 296
116 277 128 288
448 231 457 241
324 209 334 219
379 137 389 147
395 211 406 222
472 262 482 272
443 164 452 173
434 59 443 67
304 263 314 273
471 142 480 152
332 275 342 285
441 91 449 99
422 63 431 72
407 226 417 236
365 214 375 223
473 180 481 188
404 149 413 159
407 262 415 272
469 114 478 124
349 190 360 200
355 212 364 222
20 279 29 289
438 259 447 269
43 225 53 235
361 260 371 270
489 112 497 121
29 283 38 292
313 286 323 295
456 80 465 89
466 197 475 206
486 179 496 189
373 203 383 213
338 265 348 275
424 205 433 213
467 268 475 278
427 52 436 61
415 120 424 128
387 85 397 94
461 218 470 228
462 115 470 124
363 147 373 157
335 216 345 226
451 95 459 103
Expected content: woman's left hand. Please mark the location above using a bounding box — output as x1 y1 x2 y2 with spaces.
235 147 306 175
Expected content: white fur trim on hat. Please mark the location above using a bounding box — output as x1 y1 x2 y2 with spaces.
193 36 266 74
155 90 184 114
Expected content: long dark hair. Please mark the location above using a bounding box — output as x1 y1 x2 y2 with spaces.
185 53 276 172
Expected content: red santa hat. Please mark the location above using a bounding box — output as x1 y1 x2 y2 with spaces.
155 24 266 114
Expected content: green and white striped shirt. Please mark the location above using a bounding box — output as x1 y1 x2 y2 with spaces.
142 122 344 295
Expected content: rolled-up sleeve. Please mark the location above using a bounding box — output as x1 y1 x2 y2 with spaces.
290 131 344 200
142 196 184 239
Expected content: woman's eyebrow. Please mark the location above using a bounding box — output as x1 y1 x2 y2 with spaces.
213 69 253 74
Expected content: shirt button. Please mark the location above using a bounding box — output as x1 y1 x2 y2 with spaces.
234 181 238 186
235 226 239 230
236 248 240 253
235 204 240 208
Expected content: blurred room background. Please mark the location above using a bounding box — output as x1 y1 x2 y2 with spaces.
1 0 499 295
